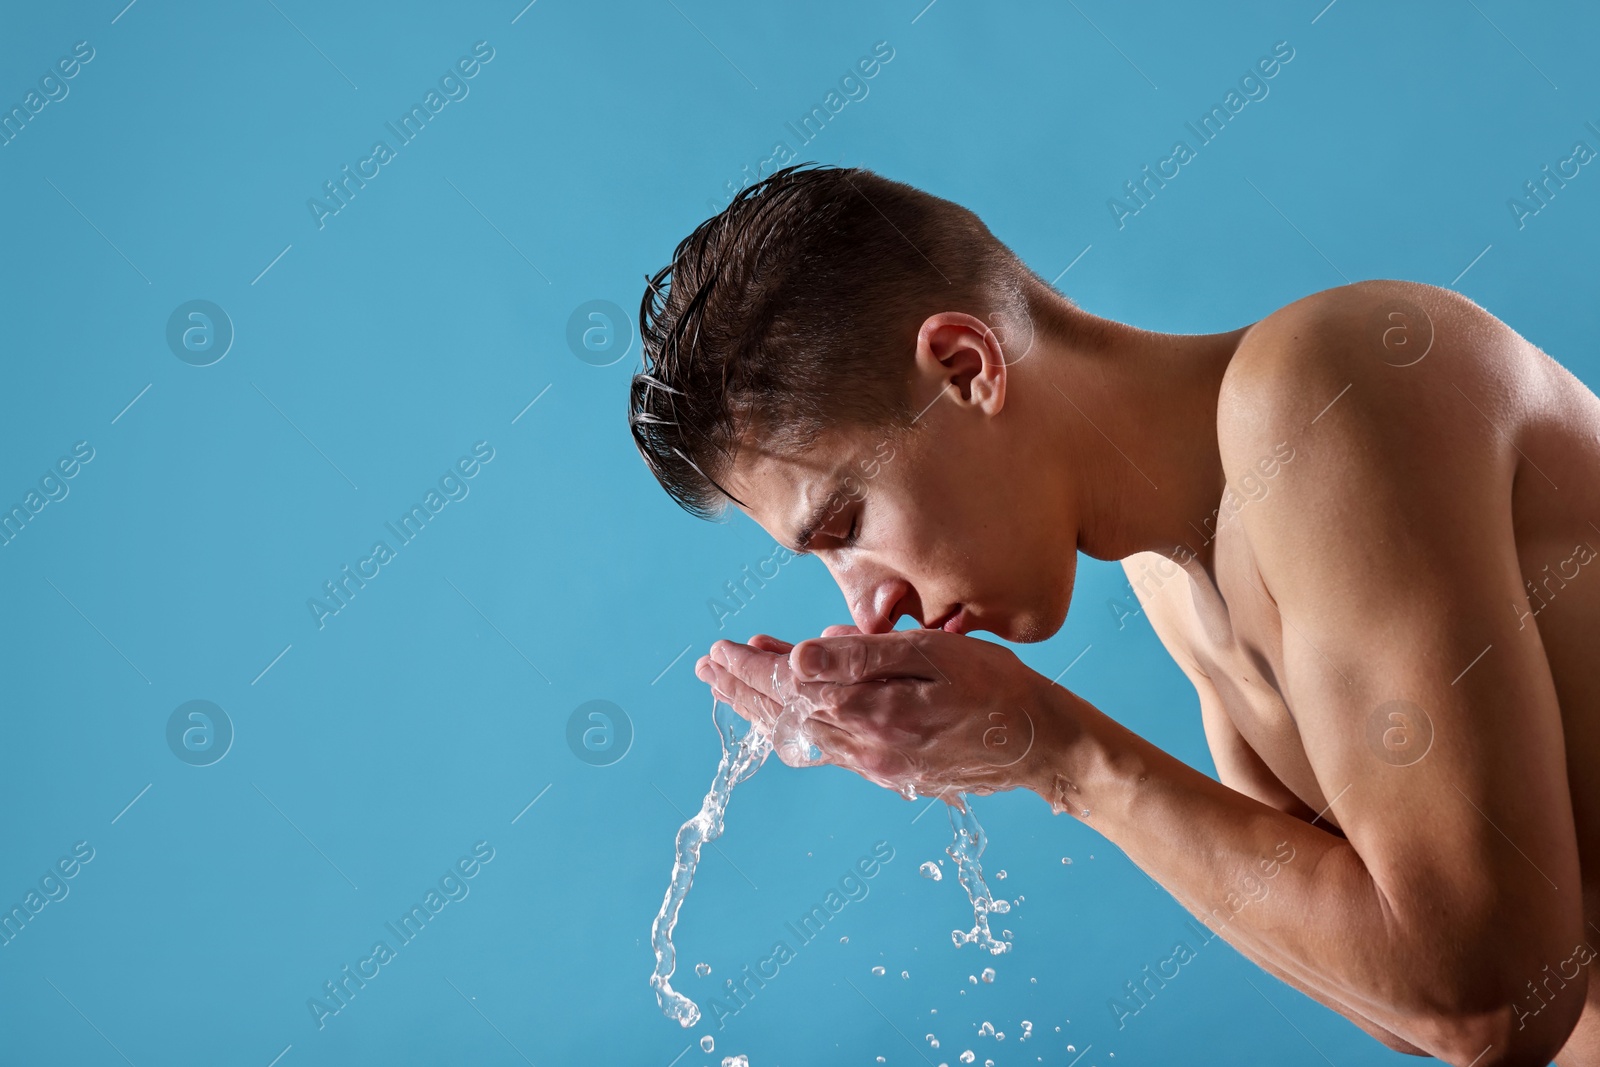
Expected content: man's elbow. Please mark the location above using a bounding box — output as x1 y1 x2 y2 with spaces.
1369 1025 1430 1057
1406 981 1585 1067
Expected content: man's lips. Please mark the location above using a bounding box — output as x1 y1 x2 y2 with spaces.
925 605 967 633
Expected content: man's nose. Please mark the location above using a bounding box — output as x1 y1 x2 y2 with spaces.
842 577 911 635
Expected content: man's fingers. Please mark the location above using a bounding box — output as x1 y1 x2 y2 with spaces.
796 719 858 767
709 639 788 696
748 633 794 654
699 661 783 729
789 631 938 684
820 624 862 638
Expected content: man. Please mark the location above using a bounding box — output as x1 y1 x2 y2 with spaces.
628 163 1600 1065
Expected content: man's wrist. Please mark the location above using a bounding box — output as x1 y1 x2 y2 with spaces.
1019 678 1086 807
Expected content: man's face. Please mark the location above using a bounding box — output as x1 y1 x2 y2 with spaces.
724 408 1079 644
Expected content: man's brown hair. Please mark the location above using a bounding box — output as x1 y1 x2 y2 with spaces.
629 162 1069 518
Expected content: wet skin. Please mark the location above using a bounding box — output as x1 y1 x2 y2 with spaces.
694 279 1600 1065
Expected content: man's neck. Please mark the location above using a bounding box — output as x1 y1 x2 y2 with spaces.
1028 312 1251 568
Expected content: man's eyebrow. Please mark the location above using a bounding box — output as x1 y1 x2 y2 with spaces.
791 486 847 555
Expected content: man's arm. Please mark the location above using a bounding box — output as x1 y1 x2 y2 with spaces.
1113 582 1428 1051
1033 282 1584 1063
1124 554 1324 825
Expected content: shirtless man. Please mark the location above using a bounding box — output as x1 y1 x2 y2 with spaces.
628 163 1600 1065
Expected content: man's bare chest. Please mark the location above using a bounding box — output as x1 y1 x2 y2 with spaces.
1121 538 1325 818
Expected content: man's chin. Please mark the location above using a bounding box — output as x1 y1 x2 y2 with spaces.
1004 601 1068 643
989 609 1065 644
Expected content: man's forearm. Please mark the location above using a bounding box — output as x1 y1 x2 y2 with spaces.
1019 687 1566 1064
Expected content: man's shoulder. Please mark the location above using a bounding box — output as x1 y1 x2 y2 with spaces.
1220 278 1497 413
1214 278 1526 486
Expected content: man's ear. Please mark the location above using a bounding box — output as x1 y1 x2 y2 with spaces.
913 312 1008 415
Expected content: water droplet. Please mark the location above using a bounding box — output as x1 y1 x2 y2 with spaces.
694 962 711 977
995 1031 1005 1041
1080 808 1090 817
1061 856 1072 865
1020 1020 1033 1041
1001 929 1013 939
978 1022 995 1038
721 1057 750 1067
1029 976 1037 984
980 967 996 983
839 935 849 944
700 1036 715 1053
1066 1044 1076 1053
920 861 944 881
996 869 1007 880
926 1034 940 1048
901 970 910 979
960 1052 976 1064
968 974 978 985
871 965 886 976
876 1058 887 1064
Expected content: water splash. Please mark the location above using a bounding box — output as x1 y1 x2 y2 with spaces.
945 795 1012 955
648 698 773 1027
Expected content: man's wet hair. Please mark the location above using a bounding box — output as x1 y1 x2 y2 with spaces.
629 162 1078 518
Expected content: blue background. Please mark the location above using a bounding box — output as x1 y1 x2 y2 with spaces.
2 1 1596 1064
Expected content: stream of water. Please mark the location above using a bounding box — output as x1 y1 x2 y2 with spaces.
649 695 1010 1031
945 793 1012 955
648 698 773 1027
